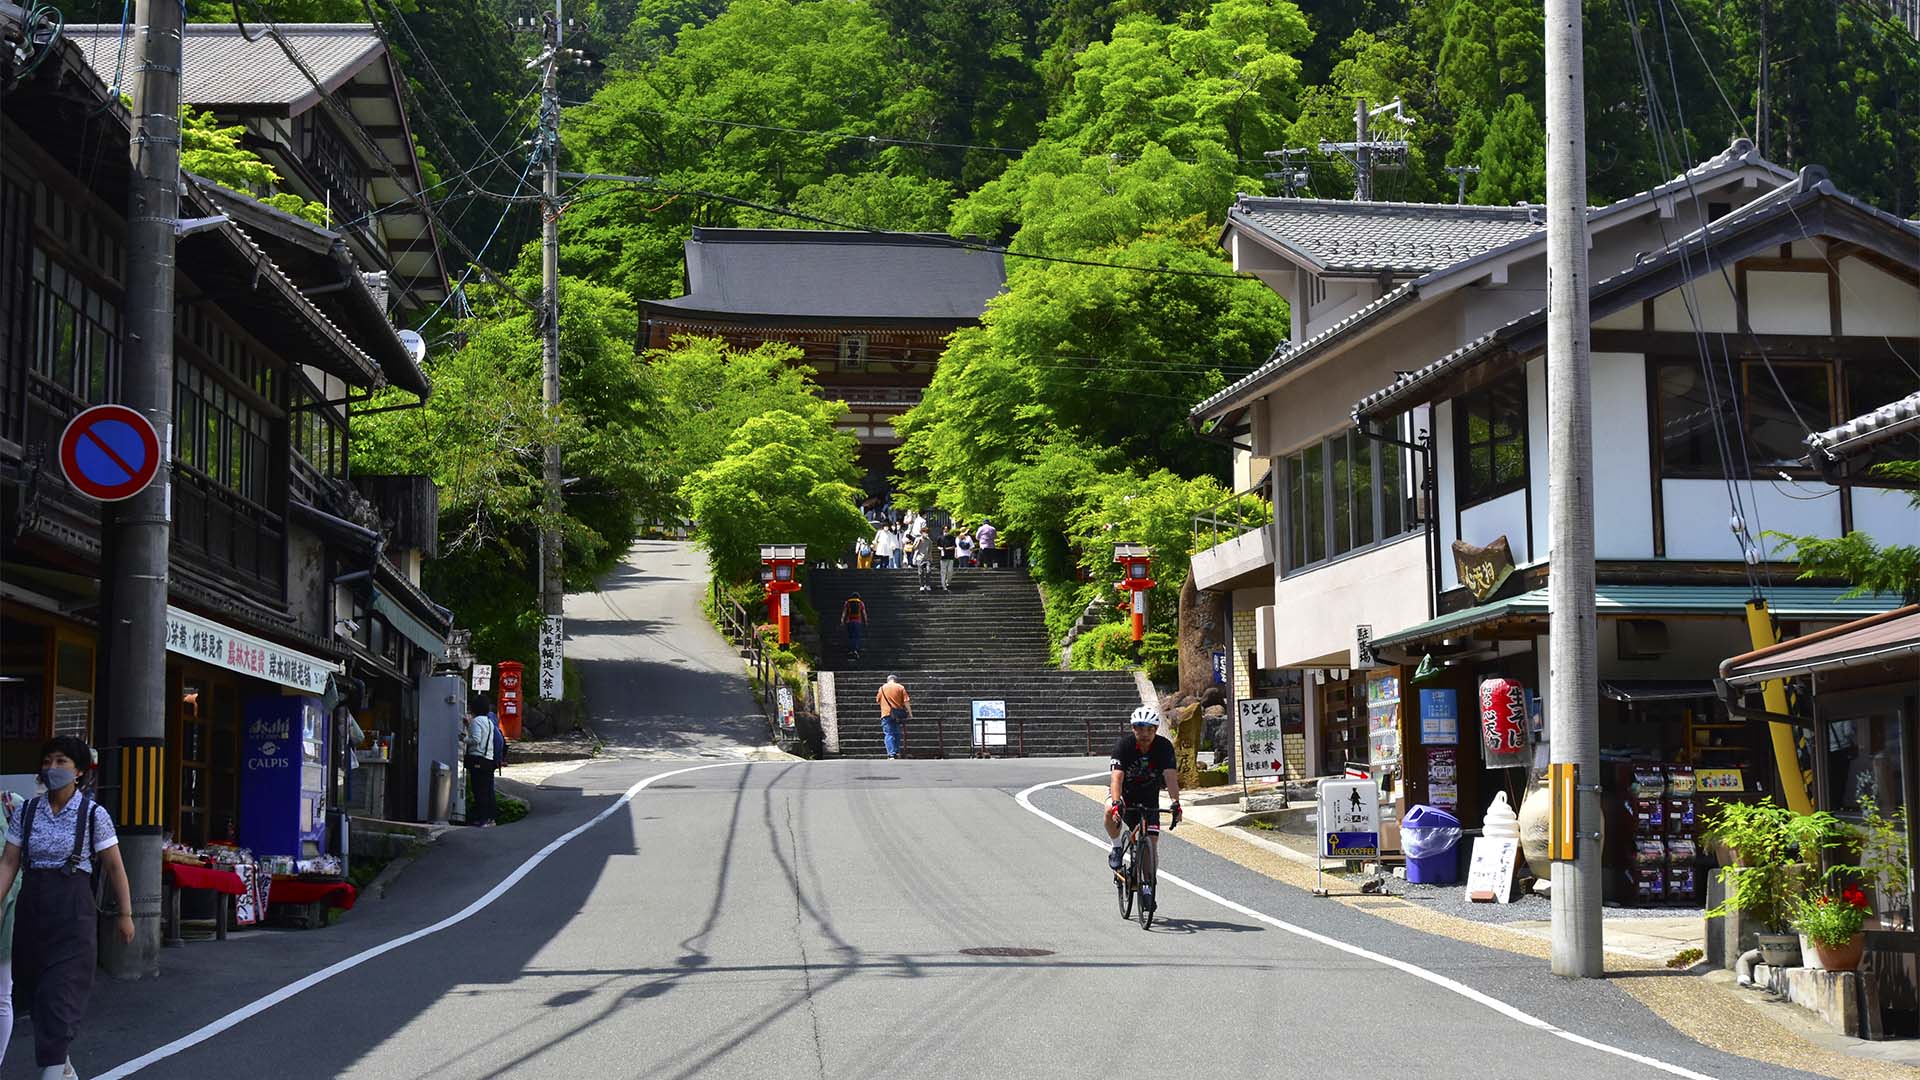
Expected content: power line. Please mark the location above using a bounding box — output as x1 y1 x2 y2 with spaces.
557 172 1250 280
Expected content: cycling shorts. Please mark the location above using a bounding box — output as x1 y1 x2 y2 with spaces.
1119 803 1161 832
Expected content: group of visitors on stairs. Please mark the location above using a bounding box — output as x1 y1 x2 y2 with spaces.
853 505 1002 578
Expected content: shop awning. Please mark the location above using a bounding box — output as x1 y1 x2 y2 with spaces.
1372 585 1902 651
1600 679 1716 703
1721 604 1920 686
370 588 449 658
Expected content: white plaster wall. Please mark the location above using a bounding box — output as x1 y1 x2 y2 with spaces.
1661 479 1842 559
1460 489 1530 562
1267 535 1428 668
1856 487 1920 548
1592 352 1656 559
1527 356 1549 559
1653 273 1738 333
1747 271 1831 336
1594 303 1642 331
1838 260 1920 337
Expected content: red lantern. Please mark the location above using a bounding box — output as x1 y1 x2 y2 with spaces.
1478 677 1529 768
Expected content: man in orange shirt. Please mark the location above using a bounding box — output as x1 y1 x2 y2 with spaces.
875 675 911 760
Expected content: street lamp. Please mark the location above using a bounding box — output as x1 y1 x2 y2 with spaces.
1112 543 1155 642
760 544 807 645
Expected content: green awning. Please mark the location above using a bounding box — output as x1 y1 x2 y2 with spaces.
1372 585 1902 651
371 588 449 658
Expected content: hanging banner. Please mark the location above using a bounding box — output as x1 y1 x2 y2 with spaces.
539 616 564 700
165 606 337 694
1478 677 1530 769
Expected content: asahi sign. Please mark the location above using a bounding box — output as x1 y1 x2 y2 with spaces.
166 606 338 694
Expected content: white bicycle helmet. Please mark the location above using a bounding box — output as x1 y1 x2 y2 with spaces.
1129 705 1161 728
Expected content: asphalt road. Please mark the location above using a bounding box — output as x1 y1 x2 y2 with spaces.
20 544 1828 1080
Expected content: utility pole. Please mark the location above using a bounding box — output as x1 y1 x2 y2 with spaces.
1262 148 1312 198
100 0 184 978
531 0 566 701
1446 165 1481 205
1317 98 1412 203
1545 0 1604 978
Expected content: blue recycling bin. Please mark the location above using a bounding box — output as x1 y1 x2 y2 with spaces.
1402 804 1464 884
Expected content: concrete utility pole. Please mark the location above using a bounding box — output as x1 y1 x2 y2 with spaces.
1317 98 1411 203
100 0 185 978
1354 99 1371 202
537 0 566 700
1544 0 1604 978
1446 164 1481 205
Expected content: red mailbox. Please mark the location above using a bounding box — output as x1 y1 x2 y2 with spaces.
760 544 807 646
495 660 524 740
1113 542 1155 642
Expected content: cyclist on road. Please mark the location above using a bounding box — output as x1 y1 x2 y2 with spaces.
1106 706 1181 875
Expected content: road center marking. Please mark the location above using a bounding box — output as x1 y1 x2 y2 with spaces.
98 761 751 1079
1014 773 1718 1080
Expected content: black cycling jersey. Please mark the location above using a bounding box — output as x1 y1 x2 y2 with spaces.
1110 734 1176 805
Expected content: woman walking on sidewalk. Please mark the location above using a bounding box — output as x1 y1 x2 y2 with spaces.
0 737 135 1080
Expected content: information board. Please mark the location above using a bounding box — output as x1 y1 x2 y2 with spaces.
971 700 1007 747
1418 688 1458 745
539 616 564 700
1465 836 1521 903
1426 747 1458 810
471 664 493 692
1318 778 1380 859
1238 697 1282 779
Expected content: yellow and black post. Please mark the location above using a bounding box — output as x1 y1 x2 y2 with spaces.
116 737 167 833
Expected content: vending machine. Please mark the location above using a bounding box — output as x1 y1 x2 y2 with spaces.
240 695 330 859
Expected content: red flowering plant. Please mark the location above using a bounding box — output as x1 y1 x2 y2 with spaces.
1790 882 1873 948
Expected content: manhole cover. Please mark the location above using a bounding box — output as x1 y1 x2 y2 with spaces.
960 947 1055 957
853 775 900 781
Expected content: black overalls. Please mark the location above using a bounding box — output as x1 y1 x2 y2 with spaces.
13 797 99 1069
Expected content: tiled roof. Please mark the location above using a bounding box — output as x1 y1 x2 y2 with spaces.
1193 140 1797 423
1806 390 1920 462
647 229 1006 321
1229 199 1544 274
64 23 384 112
1350 170 1920 423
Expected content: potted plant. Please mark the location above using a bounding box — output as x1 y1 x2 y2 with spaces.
1790 884 1873 971
1703 800 1845 967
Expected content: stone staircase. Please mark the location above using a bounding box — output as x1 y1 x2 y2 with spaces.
809 567 1146 758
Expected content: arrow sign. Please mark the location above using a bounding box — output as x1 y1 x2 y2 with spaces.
58 404 161 502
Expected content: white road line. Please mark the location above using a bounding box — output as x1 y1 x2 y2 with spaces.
1014 774 1719 1080
98 761 751 1080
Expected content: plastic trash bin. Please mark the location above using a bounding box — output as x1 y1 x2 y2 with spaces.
1402 804 1464 884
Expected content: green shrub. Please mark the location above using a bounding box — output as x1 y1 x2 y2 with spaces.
496 794 529 825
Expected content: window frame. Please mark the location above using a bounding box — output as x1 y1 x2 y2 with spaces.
1279 425 1416 576
1451 372 1529 508
1650 354 1855 480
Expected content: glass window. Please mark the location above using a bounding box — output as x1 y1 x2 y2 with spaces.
1843 360 1920 471
1331 433 1352 557
1282 430 1418 573
1823 705 1904 817
1744 361 1833 472
1654 359 1733 477
1302 442 1325 565
1453 373 1528 505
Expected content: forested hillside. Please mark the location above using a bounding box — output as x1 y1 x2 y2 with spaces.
111 0 1915 655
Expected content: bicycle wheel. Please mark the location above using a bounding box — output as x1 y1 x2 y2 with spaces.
1135 837 1157 929
1115 838 1134 919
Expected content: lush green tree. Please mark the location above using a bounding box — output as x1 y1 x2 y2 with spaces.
644 336 849 510
737 170 955 231
1474 93 1545 205
352 277 655 655
1285 29 1440 202
1770 462 1920 603
681 409 869 582
179 107 332 225
895 217 1286 520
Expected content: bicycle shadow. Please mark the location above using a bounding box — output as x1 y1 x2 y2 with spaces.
1138 916 1265 935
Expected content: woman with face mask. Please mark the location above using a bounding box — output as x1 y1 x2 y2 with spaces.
0 737 134 1079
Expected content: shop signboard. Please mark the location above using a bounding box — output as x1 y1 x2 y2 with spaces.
1697 768 1744 793
1465 836 1521 903
1366 673 1401 769
971 700 1007 747
1210 649 1227 686
1238 698 1282 779
1351 624 1380 670
776 686 795 729
538 616 564 700
1318 778 1380 859
1418 688 1458 745
1478 677 1530 769
471 664 493 692
165 606 337 694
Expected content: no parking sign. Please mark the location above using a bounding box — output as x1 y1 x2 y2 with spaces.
58 405 161 502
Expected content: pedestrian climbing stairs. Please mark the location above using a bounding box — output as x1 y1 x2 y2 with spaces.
809 567 1147 758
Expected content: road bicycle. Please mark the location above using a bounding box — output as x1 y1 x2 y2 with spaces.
1112 804 1175 929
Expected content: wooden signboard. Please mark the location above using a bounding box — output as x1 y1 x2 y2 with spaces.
1464 836 1521 904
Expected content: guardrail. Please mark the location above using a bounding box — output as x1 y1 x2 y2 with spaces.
1191 474 1273 552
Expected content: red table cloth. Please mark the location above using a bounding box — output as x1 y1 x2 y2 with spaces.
268 877 358 911
164 863 246 895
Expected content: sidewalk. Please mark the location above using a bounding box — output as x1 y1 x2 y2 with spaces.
1073 785 1920 1079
